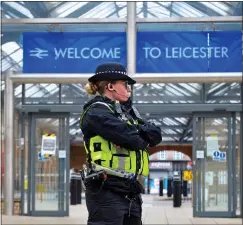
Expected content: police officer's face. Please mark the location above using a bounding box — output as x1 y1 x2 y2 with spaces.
112 80 131 102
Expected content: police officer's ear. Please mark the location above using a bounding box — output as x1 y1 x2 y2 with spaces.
107 83 114 91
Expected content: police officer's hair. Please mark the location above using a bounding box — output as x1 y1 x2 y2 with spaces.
85 81 109 95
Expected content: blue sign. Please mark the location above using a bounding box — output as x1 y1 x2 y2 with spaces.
23 31 242 73
137 31 242 73
38 151 49 162
23 32 127 73
213 150 226 162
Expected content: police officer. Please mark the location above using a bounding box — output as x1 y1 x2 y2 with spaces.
80 62 162 225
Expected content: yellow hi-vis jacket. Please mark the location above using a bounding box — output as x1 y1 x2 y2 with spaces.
80 101 149 178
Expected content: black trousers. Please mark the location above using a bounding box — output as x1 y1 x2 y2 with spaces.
85 186 142 225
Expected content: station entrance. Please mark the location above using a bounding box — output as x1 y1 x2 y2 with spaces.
3 73 242 218
18 110 241 217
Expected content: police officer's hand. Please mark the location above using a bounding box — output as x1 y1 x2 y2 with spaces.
137 122 162 147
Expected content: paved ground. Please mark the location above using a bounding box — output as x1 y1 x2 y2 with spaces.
2 194 242 224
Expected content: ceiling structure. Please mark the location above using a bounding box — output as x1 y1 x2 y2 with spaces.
1 1 242 145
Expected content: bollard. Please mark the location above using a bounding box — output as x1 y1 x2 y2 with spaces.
173 180 181 207
70 172 77 205
159 179 163 196
76 175 82 204
167 177 173 197
182 180 188 197
173 172 181 207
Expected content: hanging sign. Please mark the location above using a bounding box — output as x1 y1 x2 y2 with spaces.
23 32 127 73
137 31 242 73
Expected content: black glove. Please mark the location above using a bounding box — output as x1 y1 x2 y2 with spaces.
137 122 162 147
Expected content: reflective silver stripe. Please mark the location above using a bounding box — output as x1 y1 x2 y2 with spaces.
116 147 126 170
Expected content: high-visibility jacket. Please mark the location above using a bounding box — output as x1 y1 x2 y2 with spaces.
80 101 149 178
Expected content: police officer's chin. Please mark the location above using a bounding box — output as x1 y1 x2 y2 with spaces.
119 95 130 103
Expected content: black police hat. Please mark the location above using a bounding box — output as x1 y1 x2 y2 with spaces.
88 62 136 85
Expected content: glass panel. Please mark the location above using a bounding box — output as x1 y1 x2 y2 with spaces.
2 2 127 19
24 84 59 104
133 82 241 105
195 117 229 212
236 113 241 216
206 83 241 104
61 84 90 104
34 118 60 211
136 2 242 18
133 83 201 104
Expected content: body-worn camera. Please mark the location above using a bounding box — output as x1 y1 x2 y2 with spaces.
80 170 107 185
84 170 107 183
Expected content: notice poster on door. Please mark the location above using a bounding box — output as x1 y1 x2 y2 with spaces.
206 135 219 157
41 133 56 156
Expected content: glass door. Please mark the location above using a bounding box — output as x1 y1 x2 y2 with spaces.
193 113 236 217
28 113 69 216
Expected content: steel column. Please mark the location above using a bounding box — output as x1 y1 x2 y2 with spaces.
127 2 136 75
4 73 14 215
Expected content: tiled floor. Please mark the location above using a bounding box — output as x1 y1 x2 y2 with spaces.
2 194 242 224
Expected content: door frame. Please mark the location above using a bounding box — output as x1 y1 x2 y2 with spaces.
192 112 236 218
26 112 70 217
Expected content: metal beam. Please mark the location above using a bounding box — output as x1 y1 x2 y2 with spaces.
21 95 202 102
70 113 192 118
20 103 242 113
70 140 193 145
143 2 148 18
8 73 242 84
137 16 242 23
70 120 187 129
72 133 184 140
3 16 242 25
114 2 120 17
2 18 127 24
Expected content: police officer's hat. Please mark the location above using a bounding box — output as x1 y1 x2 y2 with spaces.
88 62 136 85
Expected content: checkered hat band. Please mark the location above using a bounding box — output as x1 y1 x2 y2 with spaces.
96 70 127 75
